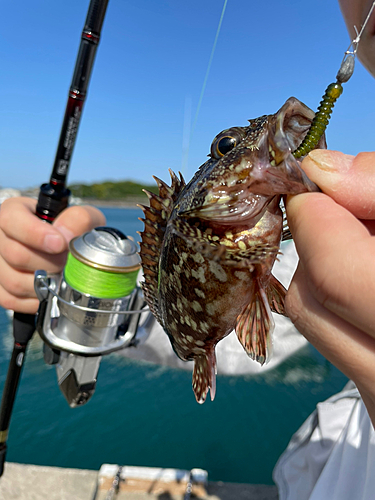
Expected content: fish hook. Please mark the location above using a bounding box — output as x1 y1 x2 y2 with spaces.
293 0 375 158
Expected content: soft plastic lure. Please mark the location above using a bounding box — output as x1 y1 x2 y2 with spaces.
293 1 375 158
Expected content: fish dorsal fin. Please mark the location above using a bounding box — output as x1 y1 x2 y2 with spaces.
138 170 185 322
235 280 275 364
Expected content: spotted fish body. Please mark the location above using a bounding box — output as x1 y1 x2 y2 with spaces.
139 98 325 403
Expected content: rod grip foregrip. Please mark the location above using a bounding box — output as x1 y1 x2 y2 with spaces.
35 183 70 223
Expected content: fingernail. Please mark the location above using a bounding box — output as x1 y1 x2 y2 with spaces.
307 150 354 173
44 233 65 253
54 225 75 245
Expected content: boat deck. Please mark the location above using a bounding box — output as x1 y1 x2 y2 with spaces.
0 462 278 499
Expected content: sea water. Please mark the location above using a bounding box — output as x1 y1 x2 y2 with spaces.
0 207 348 485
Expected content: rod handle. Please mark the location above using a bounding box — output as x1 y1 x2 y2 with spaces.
0 315 34 477
35 183 70 223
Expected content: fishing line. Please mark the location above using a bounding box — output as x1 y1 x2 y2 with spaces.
64 231 141 299
293 0 375 158
181 0 228 174
64 253 140 299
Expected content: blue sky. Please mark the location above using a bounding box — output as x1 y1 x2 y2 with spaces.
1 0 375 189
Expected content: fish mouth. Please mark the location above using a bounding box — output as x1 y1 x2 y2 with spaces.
180 98 322 224
264 97 324 194
181 190 275 226
271 98 326 156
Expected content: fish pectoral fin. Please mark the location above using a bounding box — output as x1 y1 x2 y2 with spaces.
172 219 281 268
267 275 287 317
225 242 281 267
235 281 275 364
172 219 228 262
192 351 217 404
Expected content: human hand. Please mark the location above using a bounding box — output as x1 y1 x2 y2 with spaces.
0 197 106 314
285 149 375 425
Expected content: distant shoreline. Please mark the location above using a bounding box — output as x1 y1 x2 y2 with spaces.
82 198 145 209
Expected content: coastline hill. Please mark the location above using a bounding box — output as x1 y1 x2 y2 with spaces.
69 180 159 207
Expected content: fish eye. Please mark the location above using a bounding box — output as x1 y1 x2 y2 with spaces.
215 136 237 157
211 128 245 159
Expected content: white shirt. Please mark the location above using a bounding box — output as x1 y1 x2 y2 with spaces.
273 382 375 499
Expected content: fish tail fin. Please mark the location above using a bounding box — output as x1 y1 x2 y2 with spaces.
192 350 217 404
235 279 275 365
266 274 287 316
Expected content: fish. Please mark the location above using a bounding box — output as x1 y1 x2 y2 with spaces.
138 97 325 403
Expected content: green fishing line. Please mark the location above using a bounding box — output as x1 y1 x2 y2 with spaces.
64 252 139 299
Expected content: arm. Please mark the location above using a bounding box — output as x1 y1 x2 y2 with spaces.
0 197 106 314
286 149 375 425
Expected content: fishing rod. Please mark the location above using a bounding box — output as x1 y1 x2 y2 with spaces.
0 0 110 476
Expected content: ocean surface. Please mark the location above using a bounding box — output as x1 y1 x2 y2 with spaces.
0 207 348 485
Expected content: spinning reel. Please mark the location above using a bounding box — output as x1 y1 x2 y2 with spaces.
34 226 155 408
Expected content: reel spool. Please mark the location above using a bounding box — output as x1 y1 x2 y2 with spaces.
35 227 154 408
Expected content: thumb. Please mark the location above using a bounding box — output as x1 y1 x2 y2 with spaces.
52 205 106 246
301 150 375 219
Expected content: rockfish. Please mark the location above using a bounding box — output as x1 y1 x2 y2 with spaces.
139 98 324 403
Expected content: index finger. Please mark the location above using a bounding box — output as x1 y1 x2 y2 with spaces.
0 197 67 253
301 150 375 219
286 192 375 338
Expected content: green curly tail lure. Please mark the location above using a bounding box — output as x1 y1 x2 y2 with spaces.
291 7 375 160
293 0 375 158
293 82 343 158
